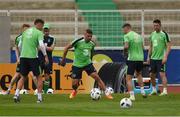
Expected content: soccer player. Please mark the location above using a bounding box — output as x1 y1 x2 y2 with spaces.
13 19 49 103
38 24 55 93
123 23 146 101
147 19 171 96
5 24 38 95
59 29 113 99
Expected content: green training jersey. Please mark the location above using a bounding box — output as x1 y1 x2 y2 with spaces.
15 34 22 46
149 31 170 60
124 31 144 61
71 37 95 68
20 27 43 58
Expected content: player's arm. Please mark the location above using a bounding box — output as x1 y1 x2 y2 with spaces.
46 38 56 51
59 43 73 66
123 35 129 59
15 45 20 63
162 31 171 64
38 32 49 64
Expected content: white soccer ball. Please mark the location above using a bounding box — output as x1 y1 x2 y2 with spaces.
47 88 54 94
120 98 132 108
20 89 28 94
90 88 101 100
105 87 114 94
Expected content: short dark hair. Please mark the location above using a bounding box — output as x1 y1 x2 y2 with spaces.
122 23 131 28
153 19 161 25
86 29 93 34
34 19 44 25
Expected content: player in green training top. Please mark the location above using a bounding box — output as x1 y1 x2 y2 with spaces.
147 19 171 96
123 23 146 101
59 29 113 99
13 19 49 103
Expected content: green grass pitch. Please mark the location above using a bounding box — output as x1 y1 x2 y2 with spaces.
0 94 180 116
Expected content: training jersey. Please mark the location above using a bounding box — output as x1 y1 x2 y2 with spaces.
15 34 22 47
149 31 170 60
124 31 144 61
71 37 95 68
38 35 56 62
20 27 43 58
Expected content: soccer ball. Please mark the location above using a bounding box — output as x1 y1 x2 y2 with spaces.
120 98 132 108
105 87 114 94
47 88 54 94
20 89 28 94
90 88 101 100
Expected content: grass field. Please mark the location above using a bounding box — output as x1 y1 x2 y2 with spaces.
0 94 180 116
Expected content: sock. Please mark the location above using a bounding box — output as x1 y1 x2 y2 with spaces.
37 93 42 101
163 88 167 93
140 87 145 94
15 88 20 97
130 91 134 97
43 79 50 94
152 86 157 92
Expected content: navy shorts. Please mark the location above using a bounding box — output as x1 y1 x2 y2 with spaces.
71 63 96 79
150 59 165 73
39 60 53 74
126 61 143 76
16 63 20 72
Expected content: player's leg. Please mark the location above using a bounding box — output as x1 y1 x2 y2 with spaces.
30 58 43 103
13 58 29 103
126 61 135 101
69 66 82 99
43 63 52 93
85 64 113 99
149 60 158 95
29 72 38 88
159 64 168 96
135 61 147 97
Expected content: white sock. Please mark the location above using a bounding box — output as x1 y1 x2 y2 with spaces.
152 86 157 92
37 93 42 101
130 91 134 97
140 87 145 94
163 88 167 93
15 89 20 97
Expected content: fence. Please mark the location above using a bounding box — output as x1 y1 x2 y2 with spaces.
0 9 180 49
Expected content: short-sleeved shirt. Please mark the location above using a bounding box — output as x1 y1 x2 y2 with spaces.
38 35 56 61
72 37 95 68
124 31 144 61
20 27 43 58
149 31 170 60
15 34 22 47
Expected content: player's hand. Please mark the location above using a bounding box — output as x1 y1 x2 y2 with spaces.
146 58 150 65
162 56 167 65
58 58 66 67
45 55 49 65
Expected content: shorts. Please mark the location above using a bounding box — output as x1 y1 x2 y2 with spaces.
150 59 165 73
71 63 96 79
20 58 41 77
16 63 20 72
39 61 53 74
126 61 143 76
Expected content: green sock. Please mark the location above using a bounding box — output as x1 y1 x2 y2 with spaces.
43 79 50 94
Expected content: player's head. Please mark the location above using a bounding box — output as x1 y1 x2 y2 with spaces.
84 29 93 42
21 24 30 32
43 24 50 36
122 23 131 34
34 19 45 31
153 19 161 32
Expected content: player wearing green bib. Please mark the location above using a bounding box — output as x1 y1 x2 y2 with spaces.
13 19 49 103
123 23 146 101
5 24 30 95
59 29 113 99
147 19 171 96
